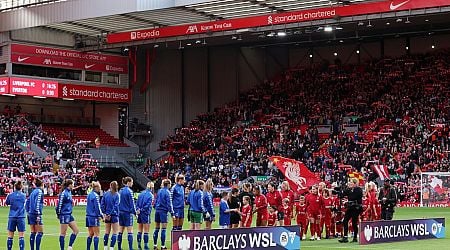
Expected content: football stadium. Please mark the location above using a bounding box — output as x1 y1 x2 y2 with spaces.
0 0 449 250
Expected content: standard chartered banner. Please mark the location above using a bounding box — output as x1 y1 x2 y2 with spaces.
360 218 445 245
172 226 301 250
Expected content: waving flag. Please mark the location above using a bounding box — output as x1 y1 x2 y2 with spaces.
269 156 320 193
348 171 365 185
429 176 445 195
372 165 390 180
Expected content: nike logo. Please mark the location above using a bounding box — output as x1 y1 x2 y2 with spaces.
390 0 410 10
85 64 95 69
17 56 30 62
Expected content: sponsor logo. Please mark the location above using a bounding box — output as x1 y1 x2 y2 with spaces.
267 15 273 24
131 32 137 40
106 65 124 72
389 0 410 10
186 25 199 34
364 225 373 242
178 235 191 250
84 64 95 69
17 56 30 62
279 232 288 247
43 59 52 65
62 86 68 96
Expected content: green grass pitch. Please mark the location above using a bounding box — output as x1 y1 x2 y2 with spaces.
0 207 448 249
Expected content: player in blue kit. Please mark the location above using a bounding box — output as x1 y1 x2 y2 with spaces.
171 174 185 231
118 177 138 250
26 178 44 250
203 179 216 229
56 179 79 250
153 179 175 250
188 180 206 230
101 181 120 250
136 182 154 250
86 181 104 250
6 181 26 250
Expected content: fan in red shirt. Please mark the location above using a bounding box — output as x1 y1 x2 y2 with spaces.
366 182 379 221
267 206 278 226
321 190 333 239
281 198 293 226
305 185 324 241
295 196 308 240
240 196 253 227
280 181 295 225
253 185 268 226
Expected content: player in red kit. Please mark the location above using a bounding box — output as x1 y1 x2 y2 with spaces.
266 183 282 225
366 182 379 221
281 198 292 226
321 190 333 239
331 190 343 237
361 190 369 222
295 196 308 240
305 185 323 241
240 196 253 227
267 206 278 226
253 185 268 226
280 181 295 226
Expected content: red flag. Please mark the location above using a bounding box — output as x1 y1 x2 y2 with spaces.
372 165 390 180
348 171 365 186
269 156 320 193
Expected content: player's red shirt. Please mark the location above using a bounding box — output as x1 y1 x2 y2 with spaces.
268 211 278 226
280 190 295 208
266 190 282 208
241 204 252 227
282 205 293 225
295 203 307 220
305 193 323 214
254 194 268 214
322 196 333 218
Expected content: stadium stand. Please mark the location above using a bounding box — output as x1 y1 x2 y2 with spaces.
150 49 450 202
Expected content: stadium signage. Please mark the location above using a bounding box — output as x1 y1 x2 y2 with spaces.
172 226 300 250
59 83 131 103
10 44 128 74
359 218 445 245
9 77 59 97
0 77 9 94
0 196 87 206
107 0 450 43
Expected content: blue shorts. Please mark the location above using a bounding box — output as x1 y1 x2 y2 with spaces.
174 208 184 219
137 213 150 224
119 212 133 227
105 215 119 224
8 218 26 232
59 215 75 225
155 210 168 224
28 214 43 225
86 217 100 227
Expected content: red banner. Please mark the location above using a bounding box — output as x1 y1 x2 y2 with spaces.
0 77 9 94
269 156 320 193
9 77 58 97
59 83 131 103
11 44 128 74
107 0 450 43
0 196 87 207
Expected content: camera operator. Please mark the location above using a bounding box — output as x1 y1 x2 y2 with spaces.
338 178 363 243
378 179 397 220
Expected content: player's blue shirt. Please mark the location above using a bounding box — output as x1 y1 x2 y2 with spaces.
203 191 215 218
56 188 73 216
219 199 230 226
171 184 185 209
6 190 26 218
101 191 120 216
86 191 103 218
136 189 154 215
154 187 174 215
26 188 44 215
188 189 205 213
119 186 137 214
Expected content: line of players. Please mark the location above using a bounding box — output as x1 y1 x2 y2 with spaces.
6 174 382 250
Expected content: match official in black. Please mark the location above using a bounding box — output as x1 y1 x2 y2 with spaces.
338 178 363 243
378 179 397 220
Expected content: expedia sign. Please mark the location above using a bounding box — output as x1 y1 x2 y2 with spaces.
360 218 445 245
172 226 300 250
